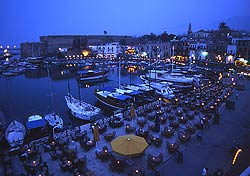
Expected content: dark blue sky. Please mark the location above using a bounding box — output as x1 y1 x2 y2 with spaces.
1 0 250 46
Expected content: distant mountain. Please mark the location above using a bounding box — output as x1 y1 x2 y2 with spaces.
203 16 250 32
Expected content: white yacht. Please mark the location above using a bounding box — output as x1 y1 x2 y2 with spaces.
143 69 194 84
65 93 101 121
149 82 175 100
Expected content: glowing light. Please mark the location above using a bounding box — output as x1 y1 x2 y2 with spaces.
232 149 242 165
202 52 208 57
82 50 89 57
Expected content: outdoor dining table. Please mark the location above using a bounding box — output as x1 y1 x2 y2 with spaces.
161 127 175 138
166 141 179 154
137 116 147 126
128 167 145 176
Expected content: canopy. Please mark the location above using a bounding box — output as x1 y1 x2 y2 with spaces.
111 135 148 156
26 119 46 130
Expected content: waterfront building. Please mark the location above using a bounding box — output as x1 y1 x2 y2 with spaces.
235 37 250 62
89 42 121 58
189 42 207 64
170 39 190 62
206 42 227 62
20 42 46 58
136 41 170 60
40 35 138 56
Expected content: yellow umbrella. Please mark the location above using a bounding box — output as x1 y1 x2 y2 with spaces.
111 135 148 156
93 125 100 142
163 98 171 104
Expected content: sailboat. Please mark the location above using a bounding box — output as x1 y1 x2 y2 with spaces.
65 70 101 121
26 43 43 64
44 67 63 129
5 120 26 148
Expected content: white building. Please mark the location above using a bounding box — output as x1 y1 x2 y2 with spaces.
89 42 121 58
189 42 207 61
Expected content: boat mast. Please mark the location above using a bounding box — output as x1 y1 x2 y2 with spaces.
32 43 34 57
172 46 174 73
102 49 105 91
78 83 82 106
148 52 151 88
118 57 121 88
47 67 55 112
67 70 72 103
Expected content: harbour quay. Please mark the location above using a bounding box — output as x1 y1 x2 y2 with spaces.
1 74 245 176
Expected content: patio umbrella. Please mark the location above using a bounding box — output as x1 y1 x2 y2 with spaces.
93 125 100 149
93 125 100 142
130 103 135 125
111 135 148 156
130 103 135 119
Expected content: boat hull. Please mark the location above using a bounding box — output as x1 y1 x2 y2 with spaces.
78 72 109 82
94 90 131 110
5 120 26 148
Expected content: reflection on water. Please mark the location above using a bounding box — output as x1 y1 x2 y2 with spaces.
0 65 143 129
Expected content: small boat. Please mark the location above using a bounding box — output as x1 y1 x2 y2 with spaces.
77 69 109 82
0 111 6 141
5 120 26 148
65 93 101 121
44 113 63 129
44 67 63 129
26 57 43 64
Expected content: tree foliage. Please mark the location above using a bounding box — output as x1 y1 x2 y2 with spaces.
139 31 176 43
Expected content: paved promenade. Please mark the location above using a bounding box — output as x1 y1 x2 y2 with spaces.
158 78 250 176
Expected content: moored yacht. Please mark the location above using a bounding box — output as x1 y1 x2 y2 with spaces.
94 87 132 110
77 68 109 82
148 82 175 100
65 93 101 121
142 69 194 84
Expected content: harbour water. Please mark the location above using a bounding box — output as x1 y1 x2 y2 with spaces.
0 65 143 128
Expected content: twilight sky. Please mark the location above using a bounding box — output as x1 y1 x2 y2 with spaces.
1 0 250 46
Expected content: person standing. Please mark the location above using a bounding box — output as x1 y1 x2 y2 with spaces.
202 167 208 176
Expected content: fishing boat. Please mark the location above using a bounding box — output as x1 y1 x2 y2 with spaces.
0 111 6 141
65 93 101 120
94 87 133 110
44 67 63 129
5 120 26 148
77 68 109 82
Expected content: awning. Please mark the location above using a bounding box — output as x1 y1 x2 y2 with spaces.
26 119 46 130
